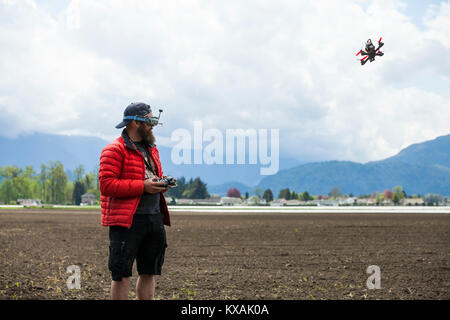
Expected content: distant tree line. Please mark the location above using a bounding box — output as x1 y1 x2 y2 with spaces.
1 165 446 207
164 176 210 199
0 163 99 205
0 167 211 205
277 188 314 201
227 185 446 206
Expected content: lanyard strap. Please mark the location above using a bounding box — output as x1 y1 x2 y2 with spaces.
129 140 157 176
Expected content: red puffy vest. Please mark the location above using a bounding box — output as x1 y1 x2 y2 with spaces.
99 134 170 228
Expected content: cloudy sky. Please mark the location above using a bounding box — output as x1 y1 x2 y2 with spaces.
0 0 449 164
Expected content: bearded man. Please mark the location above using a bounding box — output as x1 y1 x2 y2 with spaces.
99 102 170 300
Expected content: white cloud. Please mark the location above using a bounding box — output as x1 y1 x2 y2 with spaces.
0 0 449 163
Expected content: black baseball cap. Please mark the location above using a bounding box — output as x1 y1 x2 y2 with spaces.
115 102 152 129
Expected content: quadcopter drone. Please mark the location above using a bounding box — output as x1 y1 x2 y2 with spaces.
356 37 384 65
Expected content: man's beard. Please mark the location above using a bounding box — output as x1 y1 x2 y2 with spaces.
137 124 156 145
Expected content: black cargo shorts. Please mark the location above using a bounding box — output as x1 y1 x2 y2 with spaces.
108 213 167 281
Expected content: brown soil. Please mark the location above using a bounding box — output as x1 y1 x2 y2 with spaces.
0 209 449 300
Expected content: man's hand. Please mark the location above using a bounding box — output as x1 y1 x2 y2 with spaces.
144 177 168 194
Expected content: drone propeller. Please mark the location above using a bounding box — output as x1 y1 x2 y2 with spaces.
360 56 368 62
379 36 382 43
356 49 362 56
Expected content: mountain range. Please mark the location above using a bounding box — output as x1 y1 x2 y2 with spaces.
254 134 450 197
0 132 449 196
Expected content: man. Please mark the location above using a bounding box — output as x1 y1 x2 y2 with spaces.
99 102 170 300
